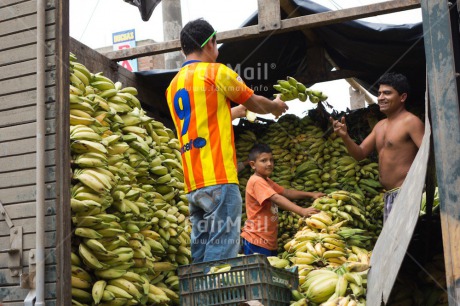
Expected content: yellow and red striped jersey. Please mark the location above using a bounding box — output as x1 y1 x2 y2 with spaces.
166 61 254 193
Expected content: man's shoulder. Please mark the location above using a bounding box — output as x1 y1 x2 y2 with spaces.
405 110 423 121
398 110 424 127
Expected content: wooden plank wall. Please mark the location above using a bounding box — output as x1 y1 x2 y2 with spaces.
0 0 68 304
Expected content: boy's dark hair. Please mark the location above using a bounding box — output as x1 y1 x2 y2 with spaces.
377 72 410 96
248 143 272 161
180 18 216 56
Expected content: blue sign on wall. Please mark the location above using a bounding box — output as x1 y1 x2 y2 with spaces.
112 29 138 72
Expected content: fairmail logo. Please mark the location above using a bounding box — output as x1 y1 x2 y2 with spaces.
226 62 276 81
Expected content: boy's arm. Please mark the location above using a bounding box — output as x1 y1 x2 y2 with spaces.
282 189 325 200
270 194 320 218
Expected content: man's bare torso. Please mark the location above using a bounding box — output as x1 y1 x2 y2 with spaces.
374 112 420 190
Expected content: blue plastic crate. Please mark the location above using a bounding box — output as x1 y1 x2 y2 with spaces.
178 254 298 306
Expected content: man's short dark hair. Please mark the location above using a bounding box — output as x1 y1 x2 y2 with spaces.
377 72 410 96
248 143 272 161
180 18 215 56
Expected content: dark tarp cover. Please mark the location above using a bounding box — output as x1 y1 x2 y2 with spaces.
136 0 425 111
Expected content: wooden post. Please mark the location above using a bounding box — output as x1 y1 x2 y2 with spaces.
421 0 460 304
257 0 281 32
55 0 72 304
162 0 183 69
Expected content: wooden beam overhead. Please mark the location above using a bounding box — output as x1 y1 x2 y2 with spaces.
104 0 421 61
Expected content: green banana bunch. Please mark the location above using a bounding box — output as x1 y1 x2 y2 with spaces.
273 76 328 103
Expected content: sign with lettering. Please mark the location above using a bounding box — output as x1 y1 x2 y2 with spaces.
112 29 138 72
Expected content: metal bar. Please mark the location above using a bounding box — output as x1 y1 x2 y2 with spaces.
35 0 46 304
0 200 14 228
421 0 460 304
104 0 421 61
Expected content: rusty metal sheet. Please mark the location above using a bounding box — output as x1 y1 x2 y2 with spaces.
366 100 431 305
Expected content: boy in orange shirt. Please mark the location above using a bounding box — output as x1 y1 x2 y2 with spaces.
241 144 325 255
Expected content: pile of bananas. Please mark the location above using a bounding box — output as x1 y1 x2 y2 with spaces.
71 249 180 305
240 115 384 197
69 53 190 306
287 262 368 306
311 191 382 244
278 211 372 305
273 76 328 103
282 210 372 266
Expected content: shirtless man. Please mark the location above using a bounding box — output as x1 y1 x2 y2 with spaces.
330 73 424 222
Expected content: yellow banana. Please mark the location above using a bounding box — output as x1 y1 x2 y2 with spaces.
305 274 338 303
349 282 365 297
322 250 347 259
78 243 106 270
71 264 92 283
344 272 363 286
71 287 93 303
84 238 108 254
101 289 116 302
75 227 103 239
310 211 333 226
95 268 127 280
335 274 348 297
70 114 95 126
305 218 328 230
121 271 144 284
71 140 108 154
92 279 107 304
108 278 142 300
104 284 133 299
321 237 347 249
71 275 92 289
314 242 324 257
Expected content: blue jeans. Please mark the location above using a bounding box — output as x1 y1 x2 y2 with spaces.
242 238 277 256
187 184 242 263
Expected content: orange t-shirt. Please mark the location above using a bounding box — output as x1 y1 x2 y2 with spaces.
241 175 285 250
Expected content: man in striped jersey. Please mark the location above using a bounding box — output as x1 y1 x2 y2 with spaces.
166 19 289 263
